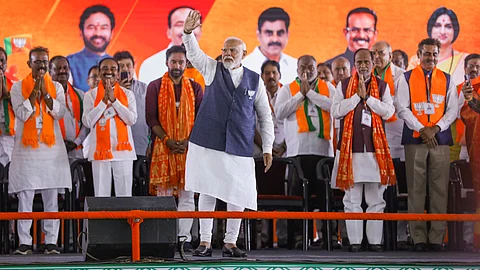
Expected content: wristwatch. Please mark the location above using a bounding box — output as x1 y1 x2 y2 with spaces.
44 93 51 99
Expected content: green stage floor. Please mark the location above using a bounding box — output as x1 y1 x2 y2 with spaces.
0 262 479 270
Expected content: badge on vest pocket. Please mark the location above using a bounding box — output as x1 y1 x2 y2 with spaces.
361 109 372 127
247 90 255 99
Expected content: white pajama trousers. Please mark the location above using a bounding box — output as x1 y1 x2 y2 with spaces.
343 182 386 245
17 189 59 246
198 194 244 244
177 190 195 242
92 160 133 197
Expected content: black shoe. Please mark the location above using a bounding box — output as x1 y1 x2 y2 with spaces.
369 244 383 252
349 244 363 252
428 243 446 252
13 245 32 255
44 244 60 255
322 240 342 250
397 241 410 250
413 243 426 252
192 245 212 257
178 242 193 253
222 245 247 257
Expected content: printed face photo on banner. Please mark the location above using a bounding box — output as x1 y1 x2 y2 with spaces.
0 0 477 86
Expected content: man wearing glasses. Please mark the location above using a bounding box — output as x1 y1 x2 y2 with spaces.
325 7 378 68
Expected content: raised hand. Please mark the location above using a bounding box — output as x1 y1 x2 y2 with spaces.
184 10 202 34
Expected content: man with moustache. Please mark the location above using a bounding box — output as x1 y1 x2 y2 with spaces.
113 51 149 158
458 53 480 251
330 48 395 252
317 63 334 83
392 50 408 70
10 47 71 255
146 45 203 251
275 55 337 249
68 5 115 92
243 7 297 85
87 66 100 90
0 47 15 166
82 58 137 197
371 41 408 249
396 38 458 252
49 56 89 163
182 10 274 257
331 57 351 87
326 7 378 68
140 6 203 85
254 60 286 158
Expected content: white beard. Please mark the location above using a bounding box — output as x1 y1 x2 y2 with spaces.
223 61 235 70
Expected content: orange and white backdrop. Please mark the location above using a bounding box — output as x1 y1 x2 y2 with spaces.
1 0 478 81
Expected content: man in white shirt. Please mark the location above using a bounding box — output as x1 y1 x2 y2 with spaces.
275 55 337 248
10 47 72 255
49 56 89 163
139 6 203 85
113 51 149 157
242 7 297 85
331 48 396 252
82 58 137 197
0 47 15 167
395 38 458 252
182 10 274 258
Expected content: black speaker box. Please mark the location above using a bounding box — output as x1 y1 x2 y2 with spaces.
82 196 177 261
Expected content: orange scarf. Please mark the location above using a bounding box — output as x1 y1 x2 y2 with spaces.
1 77 15 136
374 64 397 123
59 83 82 139
93 82 132 160
456 76 480 143
183 67 205 91
336 73 396 190
21 73 57 148
149 73 196 196
289 78 331 140
460 79 480 249
409 66 447 138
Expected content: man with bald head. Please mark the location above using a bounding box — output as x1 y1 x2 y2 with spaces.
182 10 274 257
331 57 351 87
371 41 407 248
276 55 337 249
372 41 405 160
331 48 395 252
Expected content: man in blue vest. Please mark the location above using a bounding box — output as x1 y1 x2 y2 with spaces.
182 10 274 258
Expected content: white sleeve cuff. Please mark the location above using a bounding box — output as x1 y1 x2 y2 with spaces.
23 99 34 113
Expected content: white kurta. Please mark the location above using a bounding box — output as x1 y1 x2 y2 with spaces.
9 80 72 194
182 32 275 211
330 79 395 189
275 81 336 158
0 100 14 166
385 64 406 160
82 85 138 161
64 86 89 161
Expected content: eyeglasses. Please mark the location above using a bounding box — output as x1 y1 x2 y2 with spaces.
88 75 100 79
372 50 387 57
346 27 376 35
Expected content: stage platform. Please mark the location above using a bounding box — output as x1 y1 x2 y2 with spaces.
0 249 479 270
